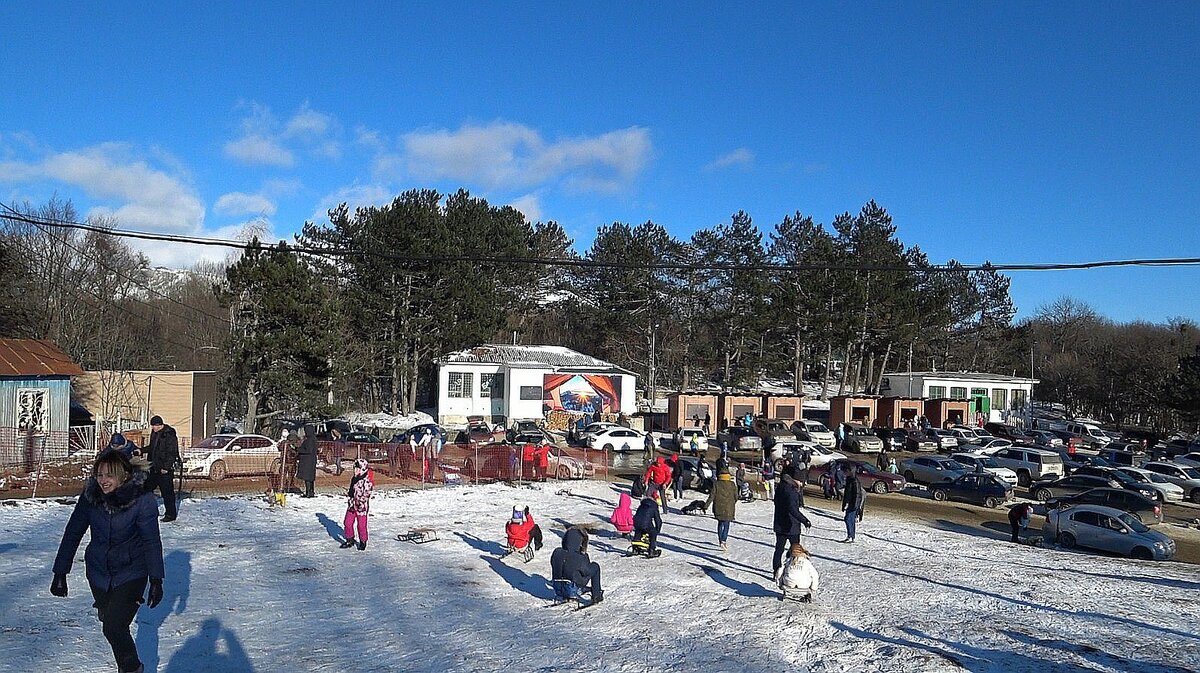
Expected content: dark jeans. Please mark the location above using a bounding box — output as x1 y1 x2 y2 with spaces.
150 469 177 518
1010 520 1023 543
844 508 859 540
773 533 800 572
717 519 731 543
555 563 602 599
90 577 146 673
672 475 684 500
303 480 315 498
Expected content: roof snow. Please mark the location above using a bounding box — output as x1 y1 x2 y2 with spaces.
438 344 633 374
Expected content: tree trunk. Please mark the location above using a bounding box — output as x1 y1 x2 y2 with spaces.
875 342 892 394
821 340 833 400
244 380 259 434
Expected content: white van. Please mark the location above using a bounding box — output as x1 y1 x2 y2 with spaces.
1066 421 1111 447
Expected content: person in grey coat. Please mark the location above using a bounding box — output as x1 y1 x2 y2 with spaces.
296 424 318 498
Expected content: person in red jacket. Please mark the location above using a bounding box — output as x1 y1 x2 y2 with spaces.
505 505 543 557
521 441 536 480
645 456 672 512
534 441 551 481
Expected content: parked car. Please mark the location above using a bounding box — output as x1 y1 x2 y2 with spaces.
181 434 280 481
900 456 971 485
717 426 764 453
1048 488 1162 524
976 438 1015 453
925 428 959 453
841 424 884 453
676 455 716 493
947 426 983 445
984 423 1035 445
1025 430 1064 448
1097 447 1140 468
777 441 845 468
1140 462 1200 503
1031 474 1122 502
751 418 796 450
1115 467 1185 503
1063 421 1112 449
875 428 908 452
791 419 836 448
1071 466 1158 501
577 422 617 444
990 446 1066 487
466 416 505 445
1175 452 1200 468
511 431 549 446
949 452 1019 487
905 431 939 452
588 426 647 452
546 447 597 480
673 427 710 454
1158 438 1200 459
507 419 544 443
1052 449 1115 475
1049 429 1088 453
809 459 907 494
1043 504 1175 560
929 473 1013 508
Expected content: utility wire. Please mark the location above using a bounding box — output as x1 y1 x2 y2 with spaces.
4 203 1200 273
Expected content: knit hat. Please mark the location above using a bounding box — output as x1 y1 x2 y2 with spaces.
109 432 126 447
511 506 525 522
150 415 164 426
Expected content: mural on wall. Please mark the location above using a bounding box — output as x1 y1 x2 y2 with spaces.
543 374 621 415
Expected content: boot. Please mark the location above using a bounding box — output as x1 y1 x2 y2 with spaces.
357 540 367 551
340 539 356 549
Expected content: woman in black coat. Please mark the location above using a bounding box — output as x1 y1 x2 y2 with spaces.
296 424 318 498
53 450 165 673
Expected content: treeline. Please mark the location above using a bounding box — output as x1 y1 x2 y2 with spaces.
2 194 1196 434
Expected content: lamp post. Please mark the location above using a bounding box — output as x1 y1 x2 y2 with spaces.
1028 341 1036 426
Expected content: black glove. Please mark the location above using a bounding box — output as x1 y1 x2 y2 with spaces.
50 574 68 597
147 579 163 608
524 506 531 517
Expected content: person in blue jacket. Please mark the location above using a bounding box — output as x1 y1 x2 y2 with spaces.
632 493 663 556
52 449 165 673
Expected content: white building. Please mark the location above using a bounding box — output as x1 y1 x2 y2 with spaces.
435 345 637 426
879 371 1038 424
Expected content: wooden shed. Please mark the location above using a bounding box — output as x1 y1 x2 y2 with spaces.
0 339 84 469
74 370 218 446
828 395 880 429
665 393 719 432
924 398 970 429
761 394 804 421
878 397 924 429
718 394 762 429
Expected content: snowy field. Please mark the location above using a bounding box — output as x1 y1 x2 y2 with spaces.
3 480 1200 673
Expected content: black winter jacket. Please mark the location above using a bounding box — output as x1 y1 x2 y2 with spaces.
633 497 662 532
296 424 318 482
842 474 865 512
551 528 596 588
773 474 812 536
148 424 179 472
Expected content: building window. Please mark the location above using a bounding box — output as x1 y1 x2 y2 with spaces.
17 389 49 434
447 373 473 398
519 385 542 401
928 385 947 398
1012 389 1027 411
970 387 988 398
480 373 504 398
950 387 967 399
991 388 1007 411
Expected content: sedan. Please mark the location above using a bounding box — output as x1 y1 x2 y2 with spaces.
588 426 647 452
1031 475 1121 502
875 428 908 452
905 432 938 452
676 455 716 493
546 448 596 480
947 426 983 445
181 434 281 481
929 473 1012 508
949 453 1019 487
1140 462 1200 503
1047 488 1163 524
808 459 907 494
1026 430 1064 448
777 441 845 468
673 427 710 455
1043 504 1175 560
1071 466 1159 501
975 438 1015 453
1115 467 1185 503
577 422 617 444
900 456 971 485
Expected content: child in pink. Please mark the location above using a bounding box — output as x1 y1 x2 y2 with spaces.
610 492 635 537
340 458 374 551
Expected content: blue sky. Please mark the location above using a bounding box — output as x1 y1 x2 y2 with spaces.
2 2 1197 323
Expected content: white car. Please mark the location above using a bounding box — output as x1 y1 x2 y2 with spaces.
1141 462 1200 504
1116 467 1185 503
791 419 836 448
588 426 648 452
673 427 710 454
777 441 845 467
949 452 1019 487
948 426 983 445
181 433 280 481
976 438 1015 454
1175 452 1200 468
577 422 617 443
546 448 596 480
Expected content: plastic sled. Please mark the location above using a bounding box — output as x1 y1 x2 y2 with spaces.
396 527 440 543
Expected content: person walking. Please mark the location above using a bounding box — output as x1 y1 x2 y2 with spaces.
339 458 374 550
643 432 655 462
146 415 179 522
52 450 165 673
761 460 776 501
705 466 737 552
841 463 864 543
772 470 812 581
669 453 685 502
296 424 318 498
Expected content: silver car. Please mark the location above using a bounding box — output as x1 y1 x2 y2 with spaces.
899 456 971 485
1043 504 1176 560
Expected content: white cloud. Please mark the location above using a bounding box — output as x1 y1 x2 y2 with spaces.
705 147 755 171
508 193 542 223
399 121 651 192
283 105 334 139
354 125 385 150
223 135 295 167
214 191 277 217
310 183 393 223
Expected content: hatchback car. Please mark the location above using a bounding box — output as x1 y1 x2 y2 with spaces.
929 473 1012 508
1031 475 1121 502
181 433 280 481
899 456 971 485
1140 462 1200 503
1047 488 1163 525
791 419 836 448
1043 504 1175 560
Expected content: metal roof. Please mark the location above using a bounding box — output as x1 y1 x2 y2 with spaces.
0 339 85 377
437 344 634 375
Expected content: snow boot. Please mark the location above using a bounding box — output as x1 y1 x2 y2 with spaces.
340 539 356 549
357 540 367 551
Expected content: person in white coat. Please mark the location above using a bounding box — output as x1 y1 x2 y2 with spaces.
778 542 819 602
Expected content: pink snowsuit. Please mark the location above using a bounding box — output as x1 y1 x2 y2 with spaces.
343 467 374 543
611 492 634 534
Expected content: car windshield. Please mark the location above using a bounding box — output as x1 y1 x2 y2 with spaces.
947 461 970 470
1117 512 1150 533
1184 467 1200 479
194 436 233 449
806 422 830 433
1146 472 1170 483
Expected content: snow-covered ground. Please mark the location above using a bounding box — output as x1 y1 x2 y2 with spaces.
4 480 1200 673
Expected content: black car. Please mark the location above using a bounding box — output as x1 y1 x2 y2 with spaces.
929 473 1012 508
905 431 938 452
1050 448 1113 474
1073 466 1158 501
1031 474 1121 502
1049 488 1163 525
875 428 907 452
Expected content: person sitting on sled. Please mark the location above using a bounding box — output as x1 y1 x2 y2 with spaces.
505 505 543 559
550 527 603 603
632 490 663 557
610 492 635 538
778 542 820 602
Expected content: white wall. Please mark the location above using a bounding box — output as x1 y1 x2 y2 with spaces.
438 363 639 424
437 363 503 424
618 374 637 415
505 366 552 421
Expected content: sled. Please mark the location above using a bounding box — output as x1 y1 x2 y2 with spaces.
504 544 536 563
396 527 440 544
549 579 599 610
779 587 814 603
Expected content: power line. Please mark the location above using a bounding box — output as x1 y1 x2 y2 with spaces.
4 203 1200 273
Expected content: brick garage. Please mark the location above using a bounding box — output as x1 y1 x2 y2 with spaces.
666 393 719 431
878 397 924 428
829 395 880 429
761 394 804 421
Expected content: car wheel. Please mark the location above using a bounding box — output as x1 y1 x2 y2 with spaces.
1034 488 1053 502
1017 470 1031 488
1130 547 1153 560
1155 492 1165 504
603 443 615 453
931 488 948 501
1057 531 1076 548
984 497 1001 509
904 470 916 482
209 460 227 482
557 465 571 480
1191 489 1200 504
872 480 888 494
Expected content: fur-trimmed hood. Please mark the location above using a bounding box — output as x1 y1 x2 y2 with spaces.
83 470 149 513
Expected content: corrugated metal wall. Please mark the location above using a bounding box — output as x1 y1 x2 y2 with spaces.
0 376 71 433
